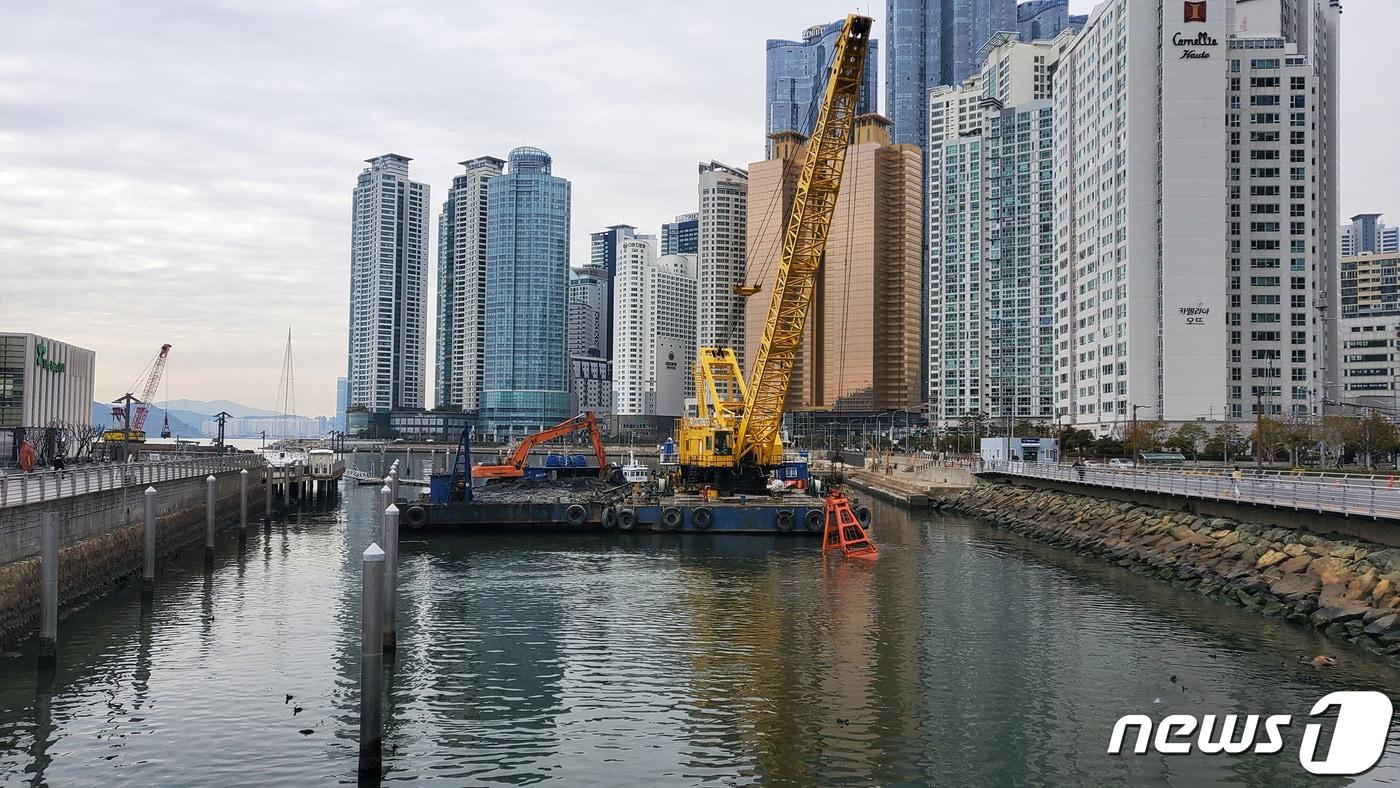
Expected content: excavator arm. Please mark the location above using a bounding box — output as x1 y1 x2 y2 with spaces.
475 412 609 479
736 14 871 464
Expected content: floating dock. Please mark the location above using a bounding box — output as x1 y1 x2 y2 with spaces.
398 494 865 536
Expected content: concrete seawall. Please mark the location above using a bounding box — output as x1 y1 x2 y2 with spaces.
947 482 1400 660
0 469 263 647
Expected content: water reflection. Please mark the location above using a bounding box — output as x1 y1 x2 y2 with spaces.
0 486 1398 785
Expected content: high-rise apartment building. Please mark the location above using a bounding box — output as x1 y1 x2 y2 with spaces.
765 20 879 155
885 0 1016 147
612 235 698 419
1015 0 1086 42
661 213 699 255
928 33 1067 426
588 224 639 360
567 265 608 358
697 161 749 364
335 376 348 431
747 115 923 413
1341 252 1400 318
348 154 428 421
435 156 504 412
1051 0 1339 430
1341 214 1400 257
479 147 572 440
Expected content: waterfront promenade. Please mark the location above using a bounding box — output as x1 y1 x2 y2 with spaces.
979 460 1400 520
0 456 261 509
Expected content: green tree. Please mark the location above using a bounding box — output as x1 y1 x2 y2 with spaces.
1251 416 1290 465
1060 427 1096 457
1282 420 1316 466
1165 422 1209 460
1204 423 1246 463
1348 411 1399 468
1118 420 1166 459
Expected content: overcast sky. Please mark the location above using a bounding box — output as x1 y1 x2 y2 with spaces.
2 0 1395 416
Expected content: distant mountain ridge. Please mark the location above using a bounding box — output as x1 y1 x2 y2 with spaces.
90 402 201 437
161 399 281 419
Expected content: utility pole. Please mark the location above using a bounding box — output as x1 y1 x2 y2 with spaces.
114 393 140 463
1130 403 1143 463
213 411 232 455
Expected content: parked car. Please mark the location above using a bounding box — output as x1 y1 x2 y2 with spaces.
1108 458 1137 470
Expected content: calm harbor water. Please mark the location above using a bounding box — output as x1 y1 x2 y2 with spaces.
2 486 1399 785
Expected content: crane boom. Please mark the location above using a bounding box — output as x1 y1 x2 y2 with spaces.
739 14 870 460
676 14 870 491
132 344 172 431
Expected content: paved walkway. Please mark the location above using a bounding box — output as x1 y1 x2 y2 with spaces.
1 455 262 508
978 460 1400 520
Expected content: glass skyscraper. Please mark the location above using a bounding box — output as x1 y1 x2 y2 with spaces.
479 147 572 440
764 20 878 156
885 0 1015 147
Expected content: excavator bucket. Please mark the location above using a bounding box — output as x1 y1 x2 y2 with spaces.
822 490 877 559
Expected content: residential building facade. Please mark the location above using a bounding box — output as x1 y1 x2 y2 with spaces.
1340 252 1400 318
588 224 638 360
611 235 698 419
661 213 699 255
435 156 504 412
765 20 879 155
927 34 1066 426
697 161 749 365
1049 0 1339 431
348 154 429 420
568 265 608 358
1015 0 1086 42
1341 213 1400 257
747 115 923 413
885 0 1016 147
479 147 572 440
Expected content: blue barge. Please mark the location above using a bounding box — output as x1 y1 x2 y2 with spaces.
400 496 844 536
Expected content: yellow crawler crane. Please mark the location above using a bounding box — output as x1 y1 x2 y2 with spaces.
677 13 871 492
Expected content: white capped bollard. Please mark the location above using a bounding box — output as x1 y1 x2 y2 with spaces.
39 512 59 666
383 505 399 651
390 469 399 504
205 474 216 562
239 469 248 529
359 543 385 777
144 486 157 590
379 484 391 533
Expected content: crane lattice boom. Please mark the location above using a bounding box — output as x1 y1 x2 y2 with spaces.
132 344 172 431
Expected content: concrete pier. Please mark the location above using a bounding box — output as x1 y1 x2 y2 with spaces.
239 469 248 530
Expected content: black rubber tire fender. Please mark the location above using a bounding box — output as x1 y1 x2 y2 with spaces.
775 509 796 532
405 505 428 528
660 506 682 531
618 508 637 530
803 508 823 532
692 507 714 530
565 503 588 527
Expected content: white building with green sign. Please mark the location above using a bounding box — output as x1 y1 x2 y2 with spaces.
0 333 96 430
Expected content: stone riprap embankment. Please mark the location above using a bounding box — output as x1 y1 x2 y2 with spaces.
944 482 1400 658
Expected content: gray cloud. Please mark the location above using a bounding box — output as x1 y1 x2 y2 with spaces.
1 0 1393 415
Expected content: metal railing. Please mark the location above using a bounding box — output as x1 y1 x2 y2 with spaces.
0 455 263 509
978 459 1400 520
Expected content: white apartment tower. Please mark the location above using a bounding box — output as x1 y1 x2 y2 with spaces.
1051 0 1339 431
349 154 429 415
697 161 749 364
435 156 504 412
611 235 698 418
928 33 1069 426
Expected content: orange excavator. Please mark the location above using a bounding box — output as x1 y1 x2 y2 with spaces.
473 412 610 480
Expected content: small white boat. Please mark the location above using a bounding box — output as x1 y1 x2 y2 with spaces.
621 452 651 484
